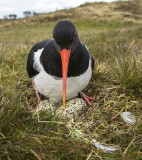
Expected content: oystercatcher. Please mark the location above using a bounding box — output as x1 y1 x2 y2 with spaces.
27 20 95 110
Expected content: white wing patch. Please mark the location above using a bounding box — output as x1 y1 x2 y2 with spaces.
33 48 44 72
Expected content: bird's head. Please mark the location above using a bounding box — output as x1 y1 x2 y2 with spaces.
53 20 79 110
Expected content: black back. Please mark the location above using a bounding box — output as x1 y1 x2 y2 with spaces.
27 39 94 79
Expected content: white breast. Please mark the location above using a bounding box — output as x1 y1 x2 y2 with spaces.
33 59 92 103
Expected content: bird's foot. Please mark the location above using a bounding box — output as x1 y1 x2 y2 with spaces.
79 92 95 106
32 79 42 110
36 98 42 110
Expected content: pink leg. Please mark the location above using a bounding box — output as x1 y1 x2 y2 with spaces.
32 79 41 110
80 92 95 106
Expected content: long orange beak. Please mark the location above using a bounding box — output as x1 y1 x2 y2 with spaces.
60 49 71 110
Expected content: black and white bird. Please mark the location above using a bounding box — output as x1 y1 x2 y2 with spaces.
27 20 95 110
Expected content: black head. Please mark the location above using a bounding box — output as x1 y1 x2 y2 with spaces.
53 20 79 51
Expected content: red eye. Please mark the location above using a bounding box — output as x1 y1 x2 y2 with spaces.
72 32 76 39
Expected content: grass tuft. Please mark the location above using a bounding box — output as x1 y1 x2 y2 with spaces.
111 55 142 96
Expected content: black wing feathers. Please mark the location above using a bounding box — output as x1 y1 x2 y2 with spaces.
90 55 94 69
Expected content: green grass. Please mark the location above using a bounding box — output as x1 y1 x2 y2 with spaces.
111 55 142 95
0 1 142 159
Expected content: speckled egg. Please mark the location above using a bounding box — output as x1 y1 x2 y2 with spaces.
36 98 87 121
56 98 87 121
36 100 57 117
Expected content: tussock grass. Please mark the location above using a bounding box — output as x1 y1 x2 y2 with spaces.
111 55 142 95
0 1 142 159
